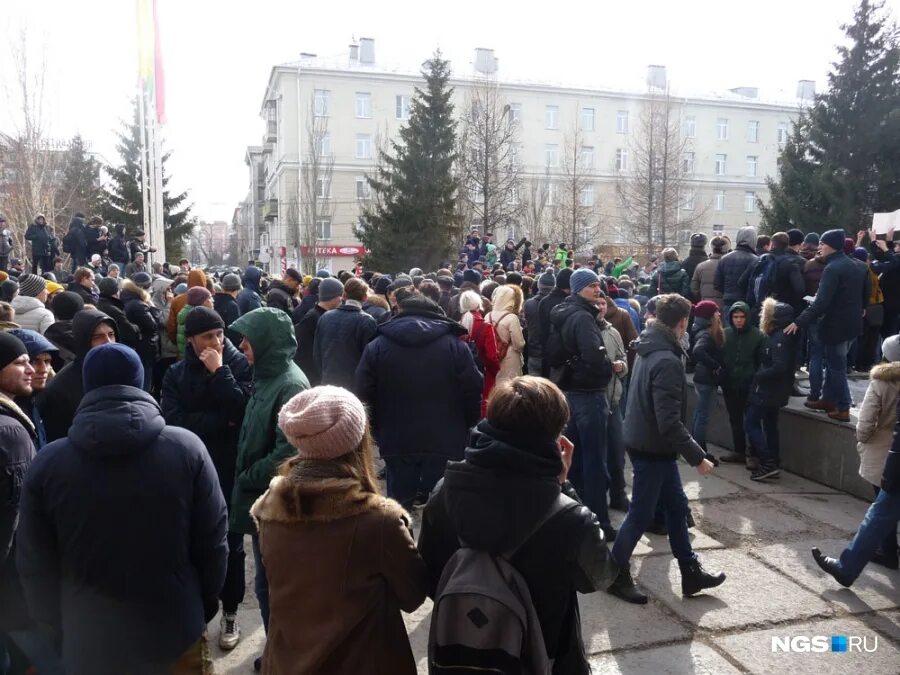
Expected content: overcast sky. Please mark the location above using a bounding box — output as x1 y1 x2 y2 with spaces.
1 0 894 223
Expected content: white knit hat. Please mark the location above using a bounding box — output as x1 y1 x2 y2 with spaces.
278 386 367 459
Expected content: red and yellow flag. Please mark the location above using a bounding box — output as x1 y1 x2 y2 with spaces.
137 0 166 124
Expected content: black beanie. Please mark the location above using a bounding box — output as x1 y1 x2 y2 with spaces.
0 332 28 371
556 267 574 290
51 291 85 321
787 229 805 246
184 306 226 338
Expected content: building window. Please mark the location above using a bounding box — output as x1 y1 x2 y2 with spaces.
580 145 594 169
508 103 522 124
681 190 695 210
355 92 371 118
506 187 519 205
580 184 594 207
356 176 371 199
716 117 729 141
395 95 410 120
745 191 756 213
746 155 758 177
615 148 628 172
683 115 696 138
713 224 725 236
546 181 557 206
316 178 331 199
715 153 727 176
314 89 330 117
616 110 629 134
682 151 694 173
747 120 759 143
544 144 560 167
318 133 331 157
545 105 559 130
508 143 522 169
581 107 595 131
355 134 372 159
315 218 332 240
777 122 789 145
715 190 725 211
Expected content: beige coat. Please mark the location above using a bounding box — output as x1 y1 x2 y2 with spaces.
691 254 724 307
487 310 525 385
855 362 900 485
598 319 628 407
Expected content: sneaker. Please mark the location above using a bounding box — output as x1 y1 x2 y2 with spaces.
719 451 746 464
827 409 850 423
607 567 648 604
679 559 726 597
751 464 781 481
218 612 240 651
804 399 836 413
811 547 853 587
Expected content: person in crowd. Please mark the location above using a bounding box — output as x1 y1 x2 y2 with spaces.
523 271 555 375
356 293 482 510
786 229 870 423
596 295 629 511
229 307 309 669
238 266 264 315
87 254 105 277
293 277 321 324
126 230 156 263
681 233 709 287
746 298 798 481
166 268 208 344
811 428 900 586
215 273 243 346
718 302 765 468
7 329 56 449
0 220 12 273
17 343 227 673
800 232 819 261
292 278 341 385
486 284 525 387
176 287 214 359
418 376 618 674
852 243 884 372
0 301 16 329
608 294 723 604
45 291 84 370
538 267 573 377
124 251 148 279
251 386 426 673
38 309 117 442
266 268 302 315
313 277 376 391
0 280 18 304
690 300 726 454
362 286 391 324
150 278 178 392
121 274 160 391
870 235 900 339
25 214 54 275
10 274 54 335
97 276 141 350
547 268 616 540
691 236 727 308
852 334 900 569
51 258 71 285
460 289 500 416
446 269 481 321
651 248 690 297
108 224 130 269
66 267 96 306
162 306 253 651
715 226 758 323
756 234 772 256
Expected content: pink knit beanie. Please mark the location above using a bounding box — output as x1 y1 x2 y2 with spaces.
277 386 367 459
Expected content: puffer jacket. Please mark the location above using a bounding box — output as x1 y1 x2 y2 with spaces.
10 295 54 334
24 220 52 257
748 299 797 408
313 302 377 391
651 260 690 297
855 362 900 485
691 253 723 307
722 302 764 392
714 226 758 304
547 295 610 392
691 317 726 386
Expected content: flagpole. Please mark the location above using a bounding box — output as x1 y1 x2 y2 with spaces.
137 82 152 243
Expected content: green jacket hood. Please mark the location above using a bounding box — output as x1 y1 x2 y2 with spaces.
729 301 751 318
231 307 297 379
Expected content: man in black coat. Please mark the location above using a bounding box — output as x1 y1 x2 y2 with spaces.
294 277 343 385
714 225 758 323
97 276 142 350
17 343 227 673
266 269 301 315
537 267 572 377
215 273 244 348
66 267 97 306
314 278 376 391
24 214 54 275
162 307 251 652
786 229 870 422
680 233 709 287
64 215 89 272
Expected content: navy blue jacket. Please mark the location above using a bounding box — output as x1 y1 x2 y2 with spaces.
17 385 227 674
314 303 376 391
749 302 798 408
355 300 482 459
213 292 242 347
795 251 870 345
237 268 264 315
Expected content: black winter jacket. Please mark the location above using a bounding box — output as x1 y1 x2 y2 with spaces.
538 287 569 377
681 247 708 286
66 282 96 306
25 221 52 257
771 249 807 312
17 385 227 675
213 293 242 348
294 304 325 385
108 235 130 265
749 301 797 408
624 323 706 466
547 295 611 392
314 303 377 391
795 251 870 345
266 280 297 316
691 318 725 386
714 227 758 304
122 289 160 361
98 295 142 350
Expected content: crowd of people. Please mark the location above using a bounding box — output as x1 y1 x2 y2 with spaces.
0 214 897 674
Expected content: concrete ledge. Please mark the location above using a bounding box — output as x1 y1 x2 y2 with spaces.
685 375 873 500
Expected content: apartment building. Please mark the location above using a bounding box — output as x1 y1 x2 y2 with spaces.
238 39 811 272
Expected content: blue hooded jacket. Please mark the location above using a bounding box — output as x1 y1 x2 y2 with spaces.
237 266 264 315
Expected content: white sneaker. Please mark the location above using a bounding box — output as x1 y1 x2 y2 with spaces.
219 612 241 650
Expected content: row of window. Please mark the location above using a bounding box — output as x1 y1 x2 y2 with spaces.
316 90 411 120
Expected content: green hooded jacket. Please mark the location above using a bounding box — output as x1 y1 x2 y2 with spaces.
722 301 765 391
229 307 310 534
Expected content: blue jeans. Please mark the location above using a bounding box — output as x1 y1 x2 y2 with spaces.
745 404 780 466
823 341 852 410
385 455 448 510
565 390 610 529
611 456 696 567
251 533 269 633
606 401 626 500
692 382 716 448
836 488 900 582
807 324 824 400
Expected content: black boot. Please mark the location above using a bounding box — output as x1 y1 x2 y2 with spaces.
609 494 631 512
811 547 853 587
607 567 648 605
680 558 726 597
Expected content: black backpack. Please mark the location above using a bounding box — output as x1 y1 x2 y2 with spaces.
746 254 778 307
546 311 612 390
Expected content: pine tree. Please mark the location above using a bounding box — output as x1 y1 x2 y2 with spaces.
356 52 461 272
761 0 900 234
101 98 193 260
56 134 103 222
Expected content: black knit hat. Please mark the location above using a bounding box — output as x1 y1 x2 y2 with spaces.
787 229 805 246
463 269 482 285
184 306 226 338
556 267 574 290
0 332 27 371
51 291 85 321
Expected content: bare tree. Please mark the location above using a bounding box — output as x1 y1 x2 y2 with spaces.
521 174 552 244
553 125 603 255
298 97 335 273
457 76 523 236
615 88 708 256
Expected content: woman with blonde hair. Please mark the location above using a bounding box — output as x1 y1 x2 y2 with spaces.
251 386 427 673
460 289 500 415
487 284 525 386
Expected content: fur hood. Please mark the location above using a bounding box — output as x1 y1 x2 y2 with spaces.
870 361 900 383
759 297 794 335
251 473 406 526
